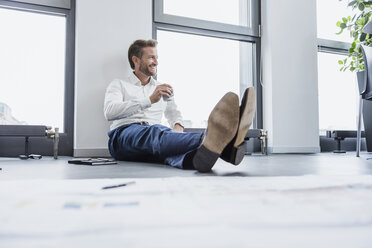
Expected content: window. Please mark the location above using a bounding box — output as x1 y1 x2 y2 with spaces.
157 30 253 127
317 0 359 133
153 0 261 129
0 8 65 130
0 0 75 156
163 0 248 27
155 0 260 36
317 0 359 43
318 52 359 132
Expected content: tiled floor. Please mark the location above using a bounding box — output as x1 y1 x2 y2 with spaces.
1 152 372 180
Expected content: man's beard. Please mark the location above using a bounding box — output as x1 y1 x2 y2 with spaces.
139 61 157 76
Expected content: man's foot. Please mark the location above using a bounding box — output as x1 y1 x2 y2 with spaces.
193 92 240 173
220 87 256 165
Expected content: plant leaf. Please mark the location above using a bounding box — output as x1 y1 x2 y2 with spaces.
359 3 365 11
348 0 357 7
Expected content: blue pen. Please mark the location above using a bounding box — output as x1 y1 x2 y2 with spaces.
102 181 136 190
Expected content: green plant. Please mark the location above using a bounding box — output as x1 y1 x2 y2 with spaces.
337 0 372 72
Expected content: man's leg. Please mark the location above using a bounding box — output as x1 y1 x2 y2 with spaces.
108 124 203 167
108 92 241 171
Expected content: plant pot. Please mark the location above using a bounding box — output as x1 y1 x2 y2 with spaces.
357 71 372 152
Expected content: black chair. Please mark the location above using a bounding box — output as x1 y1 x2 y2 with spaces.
357 45 372 156
363 20 372 34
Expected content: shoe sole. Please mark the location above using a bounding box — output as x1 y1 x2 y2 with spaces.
193 92 240 172
221 87 256 165
234 87 256 147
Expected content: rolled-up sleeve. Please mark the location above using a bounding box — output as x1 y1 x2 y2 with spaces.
164 98 184 128
104 79 151 121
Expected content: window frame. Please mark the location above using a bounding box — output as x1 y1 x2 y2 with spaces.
152 0 262 131
154 0 260 37
0 0 75 156
317 19 365 151
318 39 349 55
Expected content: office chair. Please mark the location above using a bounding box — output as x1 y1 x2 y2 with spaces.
363 20 372 34
356 44 372 156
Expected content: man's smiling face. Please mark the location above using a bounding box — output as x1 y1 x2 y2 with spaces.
138 47 158 77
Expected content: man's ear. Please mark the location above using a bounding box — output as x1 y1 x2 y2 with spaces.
132 56 139 66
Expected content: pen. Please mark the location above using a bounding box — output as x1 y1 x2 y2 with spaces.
102 181 135 190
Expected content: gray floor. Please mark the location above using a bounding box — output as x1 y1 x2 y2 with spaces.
2 152 372 248
1 152 372 180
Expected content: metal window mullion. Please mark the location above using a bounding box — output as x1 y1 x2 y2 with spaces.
154 22 259 43
155 13 259 37
253 41 262 129
0 0 68 15
318 46 348 55
250 0 260 36
7 0 70 9
62 0 74 151
317 38 350 55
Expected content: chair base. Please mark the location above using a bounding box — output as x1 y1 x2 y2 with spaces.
333 150 346 154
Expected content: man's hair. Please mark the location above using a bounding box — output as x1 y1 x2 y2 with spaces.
128 39 158 69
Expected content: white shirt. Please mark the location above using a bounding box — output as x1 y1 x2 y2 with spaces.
104 72 183 131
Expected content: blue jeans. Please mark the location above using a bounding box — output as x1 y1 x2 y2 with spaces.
108 124 204 169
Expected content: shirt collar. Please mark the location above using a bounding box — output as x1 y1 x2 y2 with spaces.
129 71 156 86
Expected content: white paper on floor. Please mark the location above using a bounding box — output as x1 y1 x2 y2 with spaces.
0 175 372 248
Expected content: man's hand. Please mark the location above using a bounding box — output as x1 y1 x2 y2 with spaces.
150 84 173 104
173 123 184 132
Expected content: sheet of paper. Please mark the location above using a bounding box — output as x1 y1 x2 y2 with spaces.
0 176 372 247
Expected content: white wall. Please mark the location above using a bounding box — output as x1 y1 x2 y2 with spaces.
74 0 152 157
261 0 320 153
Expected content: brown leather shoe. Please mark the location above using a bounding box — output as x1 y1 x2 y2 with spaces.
220 87 256 165
193 92 240 173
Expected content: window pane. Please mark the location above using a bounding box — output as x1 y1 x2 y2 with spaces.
0 8 66 131
157 30 253 128
163 0 250 27
317 0 359 42
318 52 359 132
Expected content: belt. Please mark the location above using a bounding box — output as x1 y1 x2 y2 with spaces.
132 121 149 126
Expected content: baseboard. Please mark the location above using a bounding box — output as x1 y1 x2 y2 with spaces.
73 148 111 158
268 146 320 154
74 146 320 157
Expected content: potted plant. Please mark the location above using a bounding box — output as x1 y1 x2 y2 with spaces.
336 0 372 151
337 0 372 73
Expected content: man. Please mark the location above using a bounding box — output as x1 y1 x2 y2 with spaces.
104 39 255 172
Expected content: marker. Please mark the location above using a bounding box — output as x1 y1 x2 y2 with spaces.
101 181 135 190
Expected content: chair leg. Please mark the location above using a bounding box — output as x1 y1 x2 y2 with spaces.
357 96 364 157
